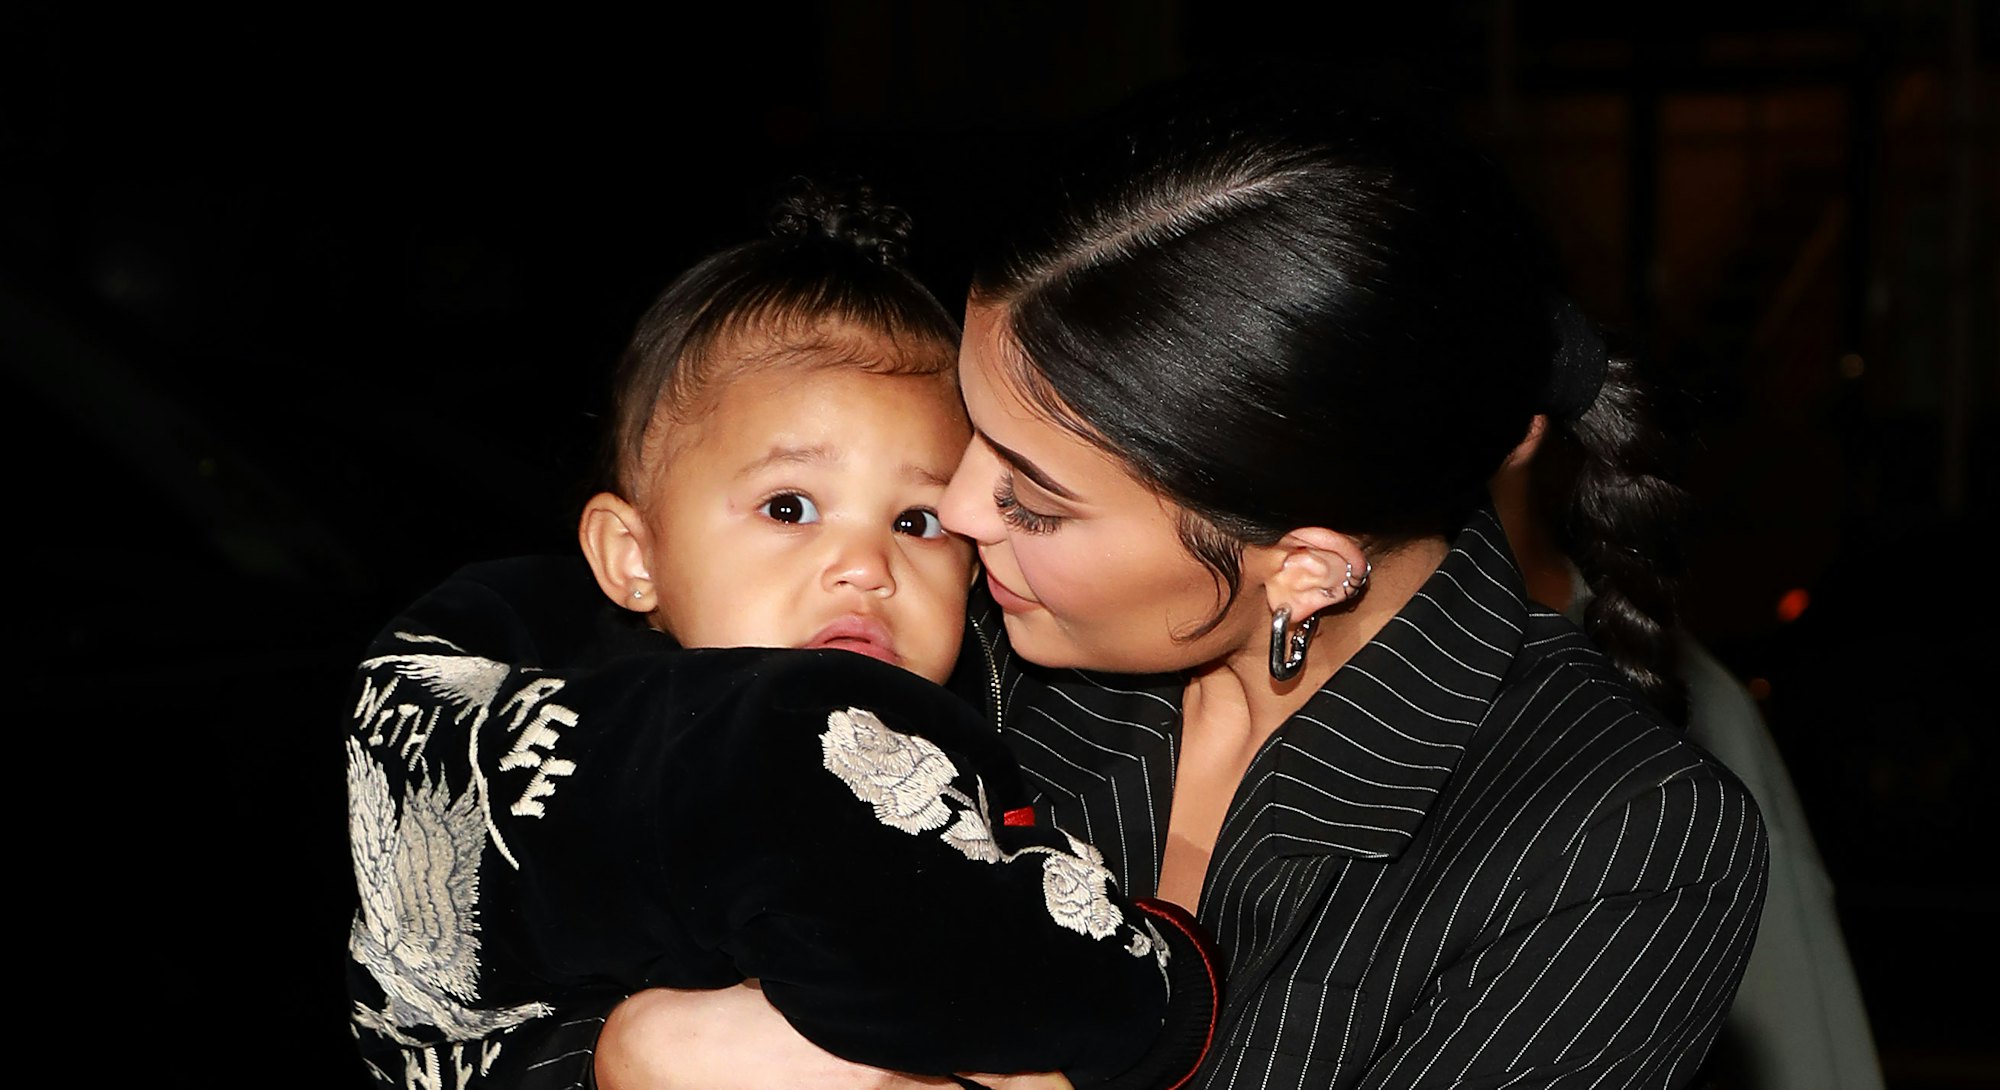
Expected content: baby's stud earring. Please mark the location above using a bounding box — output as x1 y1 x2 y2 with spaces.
632 589 646 600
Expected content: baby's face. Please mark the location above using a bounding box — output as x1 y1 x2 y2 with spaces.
640 364 974 684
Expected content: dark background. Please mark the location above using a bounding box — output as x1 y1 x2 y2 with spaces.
5 3 1993 1087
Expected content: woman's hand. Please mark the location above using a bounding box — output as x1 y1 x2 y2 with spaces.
595 982 967 1090
965 1075 1075 1090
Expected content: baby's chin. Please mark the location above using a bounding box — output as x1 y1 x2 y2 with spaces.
686 627 961 687
806 643 961 688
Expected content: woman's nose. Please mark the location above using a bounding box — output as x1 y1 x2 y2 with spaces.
940 439 1001 543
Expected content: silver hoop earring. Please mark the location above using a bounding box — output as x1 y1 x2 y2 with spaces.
1268 606 1319 682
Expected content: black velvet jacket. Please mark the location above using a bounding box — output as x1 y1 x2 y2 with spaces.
344 556 1217 1090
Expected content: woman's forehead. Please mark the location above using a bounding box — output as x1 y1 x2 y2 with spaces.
962 311 1177 512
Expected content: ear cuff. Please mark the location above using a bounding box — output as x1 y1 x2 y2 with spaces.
1342 560 1372 595
1274 560 1372 681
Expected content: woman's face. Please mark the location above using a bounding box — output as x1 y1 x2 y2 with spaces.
940 303 1266 673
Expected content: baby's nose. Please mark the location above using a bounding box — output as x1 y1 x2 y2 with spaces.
825 531 896 596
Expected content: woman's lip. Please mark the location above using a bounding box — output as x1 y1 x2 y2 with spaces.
803 615 900 665
982 568 1040 613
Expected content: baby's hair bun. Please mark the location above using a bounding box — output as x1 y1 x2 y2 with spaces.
767 176 914 267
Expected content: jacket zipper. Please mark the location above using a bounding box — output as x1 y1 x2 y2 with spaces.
967 610 1005 731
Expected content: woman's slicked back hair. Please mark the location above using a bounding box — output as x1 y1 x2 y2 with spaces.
973 70 1693 716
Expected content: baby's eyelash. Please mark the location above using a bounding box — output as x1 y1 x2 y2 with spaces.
994 476 1063 534
757 490 820 525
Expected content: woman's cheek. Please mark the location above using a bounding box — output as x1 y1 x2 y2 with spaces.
1010 533 1094 616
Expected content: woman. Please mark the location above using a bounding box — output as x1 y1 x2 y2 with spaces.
598 72 1769 1090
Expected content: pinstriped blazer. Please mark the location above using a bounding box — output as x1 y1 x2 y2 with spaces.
971 508 1769 1090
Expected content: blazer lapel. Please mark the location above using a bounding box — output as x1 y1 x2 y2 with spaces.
1204 510 1528 1019
1006 665 1184 896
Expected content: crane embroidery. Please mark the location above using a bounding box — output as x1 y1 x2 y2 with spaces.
347 737 551 1044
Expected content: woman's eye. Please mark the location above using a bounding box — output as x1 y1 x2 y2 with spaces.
893 508 946 539
760 492 821 524
994 476 1063 534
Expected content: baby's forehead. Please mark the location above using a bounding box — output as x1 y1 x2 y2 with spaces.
644 354 966 482
700 345 963 421
716 311 952 374
636 325 961 471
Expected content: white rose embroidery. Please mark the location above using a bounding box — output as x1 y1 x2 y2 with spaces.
1064 831 1109 866
821 708 958 834
818 709 1147 952
1042 851 1125 940
943 809 1000 862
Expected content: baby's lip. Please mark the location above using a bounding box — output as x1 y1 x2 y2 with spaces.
803 614 900 667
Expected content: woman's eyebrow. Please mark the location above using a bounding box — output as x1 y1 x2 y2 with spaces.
978 431 1080 500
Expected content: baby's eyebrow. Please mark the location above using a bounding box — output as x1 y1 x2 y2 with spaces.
737 446 951 489
736 444 837 478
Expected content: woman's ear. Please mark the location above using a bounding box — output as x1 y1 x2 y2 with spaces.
1500 413 1551 473
1258 526 1372 621
579 492 656 614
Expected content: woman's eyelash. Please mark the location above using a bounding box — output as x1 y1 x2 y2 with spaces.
994 476 1063 534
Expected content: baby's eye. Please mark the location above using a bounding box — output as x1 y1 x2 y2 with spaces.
760 492 821 524
893 508 945 539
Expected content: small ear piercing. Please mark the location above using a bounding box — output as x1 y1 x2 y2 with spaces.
1318 560 1373 600
632 589 646 600
1341 560 1372 596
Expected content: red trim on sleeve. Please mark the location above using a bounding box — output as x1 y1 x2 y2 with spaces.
1002 806 1036 827
1133 897 1220 1090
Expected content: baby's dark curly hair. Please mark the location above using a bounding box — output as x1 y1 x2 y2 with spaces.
596 176 962 497
765 177 916 267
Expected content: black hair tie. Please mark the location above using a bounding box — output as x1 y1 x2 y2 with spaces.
1543 296 1608 420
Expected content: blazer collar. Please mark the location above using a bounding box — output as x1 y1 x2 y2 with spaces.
1261 507 1529 860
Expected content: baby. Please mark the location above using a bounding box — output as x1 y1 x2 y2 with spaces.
575 186 974 688
343 183 1215 1090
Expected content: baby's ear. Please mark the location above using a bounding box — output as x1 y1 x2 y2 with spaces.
578 492 655 613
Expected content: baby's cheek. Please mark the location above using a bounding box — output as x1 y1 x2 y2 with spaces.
905 536 973 586
908 564 972 677
947 542 977 588
917 558 973 626
692 584 795 650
